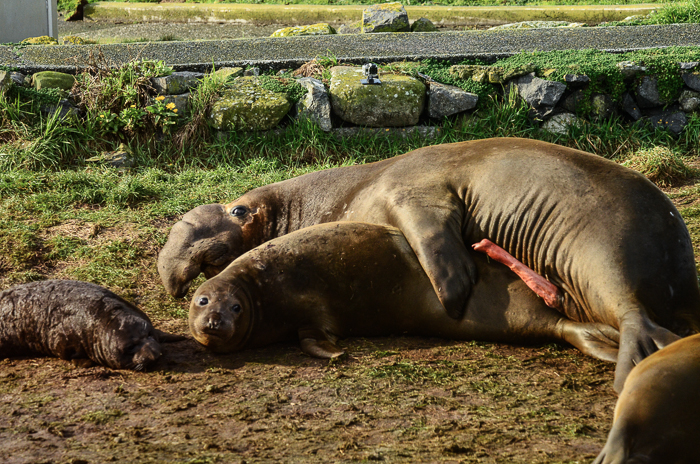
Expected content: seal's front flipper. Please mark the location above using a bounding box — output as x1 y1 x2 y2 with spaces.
614 311 680 393
400 223 476 320
300 338 345 359
559 320 620 363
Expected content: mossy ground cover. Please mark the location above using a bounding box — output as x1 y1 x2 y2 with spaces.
2 54 700 462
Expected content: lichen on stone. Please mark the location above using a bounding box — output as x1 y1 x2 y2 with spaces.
270 23 336 38
21 36 58 46
208 76 291 131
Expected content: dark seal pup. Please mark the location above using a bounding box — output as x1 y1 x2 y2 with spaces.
594 333 700 464
189 222 620 361
163 138 700 392
0 280 180 370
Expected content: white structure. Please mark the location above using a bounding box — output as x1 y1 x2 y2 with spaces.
0 0 58 43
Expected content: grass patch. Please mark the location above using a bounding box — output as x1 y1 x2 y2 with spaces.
622 146 698 187
367 361 457 384
81 408 125 425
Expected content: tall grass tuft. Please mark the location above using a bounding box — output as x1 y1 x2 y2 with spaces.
622 146 698 187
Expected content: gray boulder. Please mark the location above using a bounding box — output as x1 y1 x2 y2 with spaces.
617 61 647 80
296 77 332 132
10 72 25 87
679 90 700 113
542 113 580 135
0 71 10 94
564 74 590 89
329 66 425 127
411 18 438 32
338 21 362 34
41 99 79 120
208 76 291 131
647 109 687 135
151 72 203 95
561 90 586 113
636 75 663 108
86 143 134 169
362 3 410 33
621 93 642 121
427 82 478 119
591 94 615 119
161 93 190 116
682 71 700 92
511 73 566 108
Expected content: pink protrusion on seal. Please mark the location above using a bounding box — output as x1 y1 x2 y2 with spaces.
472 239 562 310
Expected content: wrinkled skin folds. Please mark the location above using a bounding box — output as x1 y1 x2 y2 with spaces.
0 280 177 370
162 138 700 391
189 222 622 366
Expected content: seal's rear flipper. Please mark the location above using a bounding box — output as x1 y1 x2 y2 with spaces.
300 338 345 359
153 329 188 343
560 320 620 363
614 311 680 393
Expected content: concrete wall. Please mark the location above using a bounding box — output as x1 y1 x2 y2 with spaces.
0 0 58 43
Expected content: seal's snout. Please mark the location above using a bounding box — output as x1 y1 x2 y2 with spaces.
206 312 222 330
132 337 162 371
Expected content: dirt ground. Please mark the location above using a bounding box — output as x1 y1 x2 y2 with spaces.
9 181 700 463
1 321 616 464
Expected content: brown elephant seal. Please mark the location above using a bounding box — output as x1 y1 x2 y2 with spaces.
594 333 700 464
189 222 621 362
0 280 183 370
163 137 700 392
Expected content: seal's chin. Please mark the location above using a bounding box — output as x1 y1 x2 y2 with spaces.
194 326 234 351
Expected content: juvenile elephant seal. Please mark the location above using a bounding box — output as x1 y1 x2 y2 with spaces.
594 333 700 464
0 280 180 370
189 222 620 361
163 138 700 391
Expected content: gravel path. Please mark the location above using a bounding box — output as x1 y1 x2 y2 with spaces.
7 23 700 73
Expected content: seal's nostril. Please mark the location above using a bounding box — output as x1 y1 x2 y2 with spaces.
207 312 222 330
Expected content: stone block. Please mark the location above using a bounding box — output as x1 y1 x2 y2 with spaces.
208 76 291 131
33 71 75 91
329 66 425 127
427 82 478 119
295 77 332 132
362 2 410 33
271 23 335 37
151 71 203 95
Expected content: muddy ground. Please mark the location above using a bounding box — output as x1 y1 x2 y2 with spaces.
1 324 615 464
8 181 700 463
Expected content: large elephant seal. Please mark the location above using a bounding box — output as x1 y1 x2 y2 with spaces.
594 333 700 464
0 280 182 370
162 138 700 391
189 222 620 361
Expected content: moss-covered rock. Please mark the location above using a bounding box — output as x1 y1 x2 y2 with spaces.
270 23 335 38
213 67 244 82
61 36 88 45
151 72 203 96
22 36 58 45
362 3 410 33
329 66 425 127
208 76 291 131
338 21 363 35
411 18 438 32
32 71 75 91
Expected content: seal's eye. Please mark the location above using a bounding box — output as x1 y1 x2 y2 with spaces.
198 296 209 306
232 304 241 314
231 206 248 217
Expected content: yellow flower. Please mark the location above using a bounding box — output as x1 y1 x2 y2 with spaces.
166 102 176 110
173 109 178 113
100 114 105 118
130 105 136 108
156 95 165 101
